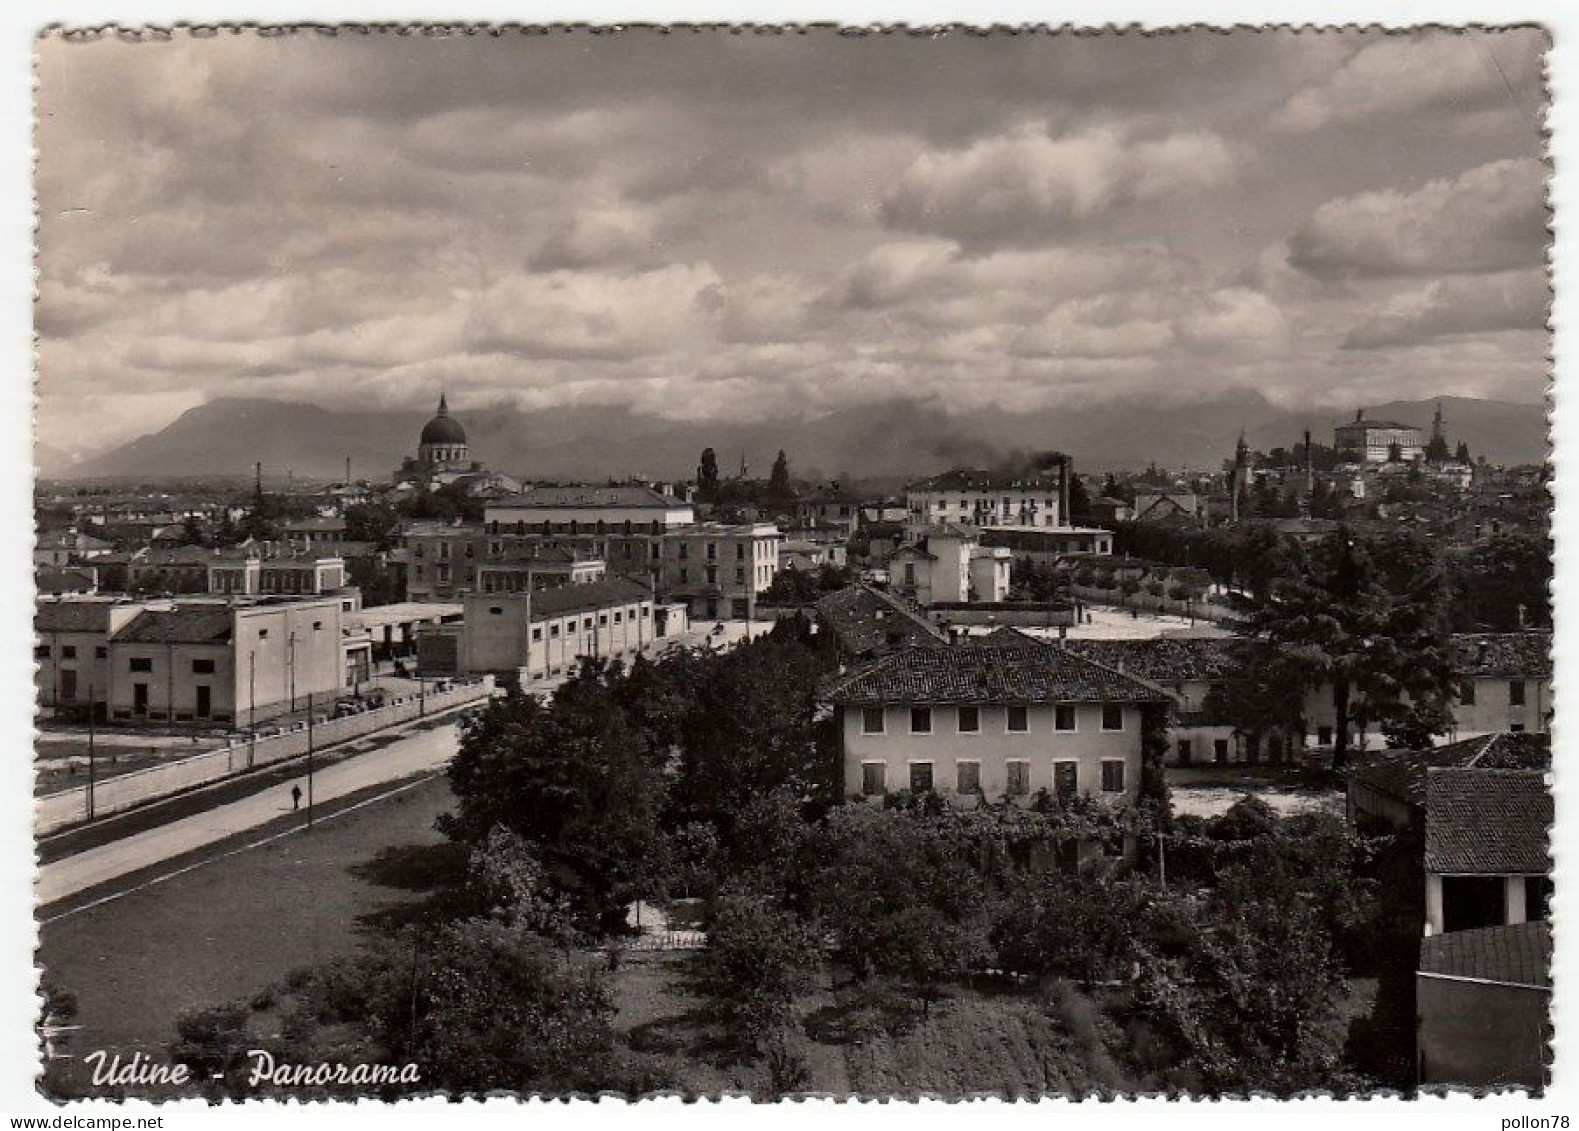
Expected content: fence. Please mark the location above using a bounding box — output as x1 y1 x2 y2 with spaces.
36 676 495 835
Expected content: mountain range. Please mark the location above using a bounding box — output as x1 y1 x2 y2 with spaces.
43 393 1549 483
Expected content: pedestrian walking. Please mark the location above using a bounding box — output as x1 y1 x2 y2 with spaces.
291 784 302 811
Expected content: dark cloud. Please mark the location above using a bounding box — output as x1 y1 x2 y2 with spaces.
32 27 1551 462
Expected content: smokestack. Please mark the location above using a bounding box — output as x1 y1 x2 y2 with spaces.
345 456 352 485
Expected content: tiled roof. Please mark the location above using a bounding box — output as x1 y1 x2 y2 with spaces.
493 486 683 509
813 585 946 658
1451 633 1551 679
134 546 216 567
36 600 123 634
1060 638 1241 684
906 467 1064 492
35 568 97 595
1348 733 1551 810
111 607 235 645
1419 922 1550 989
524 576 651 621
1425 767 1551 875
822 644 1170 706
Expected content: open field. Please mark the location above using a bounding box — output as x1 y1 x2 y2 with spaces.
38 772 459 1099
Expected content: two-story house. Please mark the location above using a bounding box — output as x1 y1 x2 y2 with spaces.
823 644 1168 806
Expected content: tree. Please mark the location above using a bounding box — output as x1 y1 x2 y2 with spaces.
768 450 791 498
1454 440 1472 464
1386 441 1403 463
442 668 670 932
212 509 242 548
697 887 822 1048
1444 533 1552 630
343 503 400 547
697 447 721 503
179 515 208 547
1068 474 1093 524
1237 530 1452 768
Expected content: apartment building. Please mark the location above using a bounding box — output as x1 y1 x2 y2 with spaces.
659 522 781 620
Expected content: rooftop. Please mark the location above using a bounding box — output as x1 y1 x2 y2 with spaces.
907 466 1066 493
491 486 686 510
813 585 946 658
822 643 1170 707
1451 632 1551 679
1348 733 1551 811
36 599 128 634
1425 767 1550 876
111 606 236 646
1419 921 1550 989
472 576 654 621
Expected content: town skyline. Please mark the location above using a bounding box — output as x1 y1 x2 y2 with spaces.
36 28 1550 464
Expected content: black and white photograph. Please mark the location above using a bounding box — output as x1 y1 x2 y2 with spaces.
26 22 1559 1106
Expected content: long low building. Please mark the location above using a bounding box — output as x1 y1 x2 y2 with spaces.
459 575 657 681
36 595 369 727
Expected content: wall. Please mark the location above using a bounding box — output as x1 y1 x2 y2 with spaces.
37 677 494 834
1416 975 1549 1088
1301 675 1552 750
841 701 1142 803
484 503 694 529
524 601 653 680
106 642 234 724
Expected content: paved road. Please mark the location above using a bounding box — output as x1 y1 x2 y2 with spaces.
36 617 770 908
36 718 461 906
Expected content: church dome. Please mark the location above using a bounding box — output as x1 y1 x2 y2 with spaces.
419 394 467 446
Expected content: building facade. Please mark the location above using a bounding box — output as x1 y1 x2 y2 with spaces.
460 576 656 680
484 485 695 532
1334 412 1425 464
905 465 1071 538
823 644 1167 805
658 522 781 619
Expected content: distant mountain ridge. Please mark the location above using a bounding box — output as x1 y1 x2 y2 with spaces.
50 393 1549 482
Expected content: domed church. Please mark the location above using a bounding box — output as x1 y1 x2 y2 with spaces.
416 393 471 470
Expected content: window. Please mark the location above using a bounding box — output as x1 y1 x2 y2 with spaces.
33 644 48 659
95 646 107 659
1054 761 1078 799
706 542 717 561
1055 705 1077 732
550 624 560 638
1006 704 1029 732
128 657 153 672
598 614 608 625
1101 760 1126 793
910 706 932 734
957 761 981 793
1101 705 1125 731
735 568 745 585
532 627 543 642
679 568 689 583
1458 680 1477 706
862 763 886 796
736 544 745 560
60 645 76 659
1006 760 1030 797
1317 725 1333 746
1177 739 1193 764
614 611 623 624
861 707 885 734
312 620 323 631
1510 680 1527 707
1213 738 1230 764
192 659 215 674
258 629 269 640
489 606 503 615
679 544 689 560
909 762 934 792
957 705 979 733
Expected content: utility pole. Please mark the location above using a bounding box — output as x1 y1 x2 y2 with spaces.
248 649 257 769
306 689 315 830
288 630 297 715
85 682 96 821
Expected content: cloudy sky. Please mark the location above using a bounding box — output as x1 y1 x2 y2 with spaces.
35 27 1549 462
